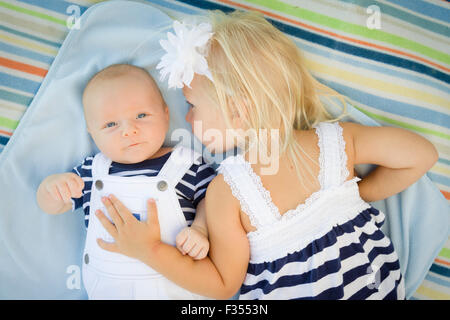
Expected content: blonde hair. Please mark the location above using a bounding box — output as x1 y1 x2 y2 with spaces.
200 10 347 188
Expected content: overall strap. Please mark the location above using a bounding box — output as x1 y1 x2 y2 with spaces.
217 155 278 231
314 122 349 189
91 152 113 177
158 144 202 186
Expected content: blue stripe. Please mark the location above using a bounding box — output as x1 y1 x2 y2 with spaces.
0 136 10 146
176 0 449 83
0 72 41 94
143 0 201 15
430 263 450 277
15 0 88 16
388 0 450 23
425 272 450 288
438 158 450 167
241 257 343 296
339 0 450 37
316 78 450 128
0 25 62 48
427 172 450 187
294 39 450 95
0 41 54 64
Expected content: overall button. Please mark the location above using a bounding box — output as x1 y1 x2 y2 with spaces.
84 253 89 265
157 180 168 191
95 180 103 190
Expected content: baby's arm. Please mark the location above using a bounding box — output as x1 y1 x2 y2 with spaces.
343 122 439 202
176 199 209 260
36 173 84 214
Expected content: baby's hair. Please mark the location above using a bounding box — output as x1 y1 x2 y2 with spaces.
82 63 162 108
201 10 347 188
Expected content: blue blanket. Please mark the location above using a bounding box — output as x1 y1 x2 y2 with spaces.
0 0 447 299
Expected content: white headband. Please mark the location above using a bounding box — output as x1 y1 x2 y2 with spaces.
157 20 214 89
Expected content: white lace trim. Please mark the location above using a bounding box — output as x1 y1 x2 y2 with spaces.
314 124 326 189
335 122 350 182
217 121 354 237
217 162 264 231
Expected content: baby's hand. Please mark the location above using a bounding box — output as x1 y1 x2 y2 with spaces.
175 226 209 260
44 173 84 204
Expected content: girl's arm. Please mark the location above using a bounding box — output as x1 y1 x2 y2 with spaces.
96 175 250 299
342 122 439 202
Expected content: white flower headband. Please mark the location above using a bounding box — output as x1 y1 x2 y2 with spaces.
157 20 214 89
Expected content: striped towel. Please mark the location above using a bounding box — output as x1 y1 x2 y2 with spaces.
0 0 448 299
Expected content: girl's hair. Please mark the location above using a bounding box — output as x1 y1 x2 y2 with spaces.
201 10 347 186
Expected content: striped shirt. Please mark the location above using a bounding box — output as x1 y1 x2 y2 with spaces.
71 151 216 229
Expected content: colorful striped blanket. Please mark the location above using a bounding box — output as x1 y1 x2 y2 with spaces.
0 0 448 299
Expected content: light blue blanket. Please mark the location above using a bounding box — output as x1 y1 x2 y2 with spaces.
0 0 447 299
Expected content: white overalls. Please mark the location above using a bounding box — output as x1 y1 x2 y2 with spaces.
82 145 208 299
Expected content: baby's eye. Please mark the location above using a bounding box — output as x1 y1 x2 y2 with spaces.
137 113 147 119
105 122 117 128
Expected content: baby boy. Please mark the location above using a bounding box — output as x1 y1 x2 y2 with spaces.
36 64 216 299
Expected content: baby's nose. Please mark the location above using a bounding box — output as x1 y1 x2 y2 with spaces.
122 126 138 137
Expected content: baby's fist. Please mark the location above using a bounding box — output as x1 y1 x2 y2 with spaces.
45 173 84 204
175 226 209 260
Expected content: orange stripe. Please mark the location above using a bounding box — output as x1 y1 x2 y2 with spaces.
441 190 450 200
0 57 47 77
435 258 450 267
218 0 450 73
0 129 13 137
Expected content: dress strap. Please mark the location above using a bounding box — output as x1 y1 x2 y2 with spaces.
314 122 350 189
217 155 278 231
158 144 202 186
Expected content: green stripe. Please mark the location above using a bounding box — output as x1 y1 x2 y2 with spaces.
0 1 66 26
352 105 450 140
439 247 450 260
0 116 19 130
247 0 450 65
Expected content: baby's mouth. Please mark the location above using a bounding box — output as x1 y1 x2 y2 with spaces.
127 142 142 148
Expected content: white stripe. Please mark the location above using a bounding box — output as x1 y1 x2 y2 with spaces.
197 164 211 172
243 217 397 299
178 179 196 191
244 216 384 287
240 269 344 300
342 248 401 298
195 175 214 189
193 188 206 200
110 169 158 176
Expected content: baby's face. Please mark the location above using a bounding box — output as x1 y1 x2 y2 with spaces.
84 73 169 164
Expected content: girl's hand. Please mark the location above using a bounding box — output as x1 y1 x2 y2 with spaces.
176 226 210 260
95 195 161 262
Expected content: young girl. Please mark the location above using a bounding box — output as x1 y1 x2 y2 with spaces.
94 10 438 299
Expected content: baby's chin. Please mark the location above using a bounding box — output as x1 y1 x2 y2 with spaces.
109 146 159 164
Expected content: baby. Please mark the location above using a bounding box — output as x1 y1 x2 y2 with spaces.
36 64 216 299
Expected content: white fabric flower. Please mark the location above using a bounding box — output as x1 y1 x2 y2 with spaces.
157 20 214 89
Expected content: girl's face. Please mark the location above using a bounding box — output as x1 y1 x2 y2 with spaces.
182 75 237 153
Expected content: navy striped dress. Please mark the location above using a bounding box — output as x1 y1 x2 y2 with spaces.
217 122 405 300
71 150 216 228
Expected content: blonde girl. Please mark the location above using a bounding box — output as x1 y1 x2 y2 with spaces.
94 10 438 299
